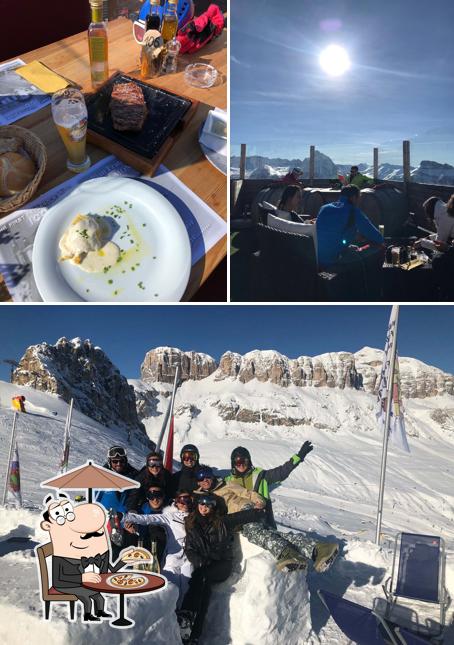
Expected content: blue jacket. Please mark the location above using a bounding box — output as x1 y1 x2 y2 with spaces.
316 196 383 266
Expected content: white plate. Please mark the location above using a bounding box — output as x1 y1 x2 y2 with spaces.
199 120 227 176
32 177 191 302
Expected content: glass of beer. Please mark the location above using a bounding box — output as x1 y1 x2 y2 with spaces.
51 88 91 173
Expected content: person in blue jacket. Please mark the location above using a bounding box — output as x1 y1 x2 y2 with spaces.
95 445 139 559
316 184 384 269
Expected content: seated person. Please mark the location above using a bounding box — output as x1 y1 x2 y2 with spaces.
282 166 304 185
347 166 374 189
124 489 194 605
423 194 454 247
423 195 454 300
275 185 304 222
316 184 384 269
123 484 167 566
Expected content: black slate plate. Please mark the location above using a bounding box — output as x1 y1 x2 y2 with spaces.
86 73 192 160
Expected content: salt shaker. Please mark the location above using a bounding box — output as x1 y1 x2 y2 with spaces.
162 38 181 75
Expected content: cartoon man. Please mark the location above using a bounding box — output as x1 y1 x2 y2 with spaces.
40 492 126 622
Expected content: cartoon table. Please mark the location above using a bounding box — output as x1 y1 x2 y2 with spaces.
82 572 166 627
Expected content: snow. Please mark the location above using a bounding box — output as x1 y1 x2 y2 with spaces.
2 372 454 644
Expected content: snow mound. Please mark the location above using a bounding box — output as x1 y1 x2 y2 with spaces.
205 535 311 644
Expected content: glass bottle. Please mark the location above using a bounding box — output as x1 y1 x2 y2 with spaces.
146 0 162 32
161 0 178 43
150 540 160 573
88 0 109 87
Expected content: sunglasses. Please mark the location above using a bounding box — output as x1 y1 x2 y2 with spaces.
147 491 164 500
147 460 162 467
110 458 126 464
234 458 248 465
176 496 191 503
182 452 196 460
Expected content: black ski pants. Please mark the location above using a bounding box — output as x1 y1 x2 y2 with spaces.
181 559 232 639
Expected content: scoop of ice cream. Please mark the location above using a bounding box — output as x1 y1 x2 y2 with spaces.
59 214 109 263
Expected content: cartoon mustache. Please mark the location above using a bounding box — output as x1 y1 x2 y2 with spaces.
80 530 104 540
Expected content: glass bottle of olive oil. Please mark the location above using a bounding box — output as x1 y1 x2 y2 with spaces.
88 0 109 87
161 0 178 43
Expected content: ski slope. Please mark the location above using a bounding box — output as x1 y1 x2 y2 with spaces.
1 378 454 644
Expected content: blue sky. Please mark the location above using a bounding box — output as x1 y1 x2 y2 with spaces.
231 0 454 165
1 306 454 380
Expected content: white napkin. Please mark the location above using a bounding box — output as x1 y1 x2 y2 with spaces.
200 108 227 156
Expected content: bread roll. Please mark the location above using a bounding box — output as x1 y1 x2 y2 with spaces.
0 152 36 197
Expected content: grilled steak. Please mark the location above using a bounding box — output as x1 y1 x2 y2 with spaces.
110 82 148 131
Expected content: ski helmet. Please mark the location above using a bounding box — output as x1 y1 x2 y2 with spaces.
180 444 200 461
231 446 253 471
196 466 214 481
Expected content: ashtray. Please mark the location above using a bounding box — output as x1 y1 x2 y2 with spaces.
184 63 218 88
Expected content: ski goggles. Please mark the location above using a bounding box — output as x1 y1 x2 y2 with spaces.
181 451 197 460
147 490 164 500
175 494 192 505
234 457 249 466
197 496 216 507
108 446 127 459
147 459 162 468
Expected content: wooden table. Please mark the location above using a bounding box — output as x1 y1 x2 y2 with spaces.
0 18 227 302
83 571 166 627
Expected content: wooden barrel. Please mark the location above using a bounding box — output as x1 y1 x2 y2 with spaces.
302 189 341 217
359 187 408 236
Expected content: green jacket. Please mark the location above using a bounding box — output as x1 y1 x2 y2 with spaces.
225 454 301 528
349 173 374 189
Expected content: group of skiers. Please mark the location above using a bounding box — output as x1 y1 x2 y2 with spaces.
96 442 339 645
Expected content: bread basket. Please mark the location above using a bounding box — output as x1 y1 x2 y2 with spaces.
0 125 47 216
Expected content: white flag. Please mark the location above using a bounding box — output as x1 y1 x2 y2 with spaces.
376 307 410 453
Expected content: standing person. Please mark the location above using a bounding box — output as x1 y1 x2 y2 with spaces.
178 494 265 644
126 451 172 512
316 184 384 270
125 489 194 604
225 445 339 572
95 445 139 560
123 484 168 566
170 444 202 497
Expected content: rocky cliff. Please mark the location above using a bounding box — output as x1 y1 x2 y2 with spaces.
214 347 454 399
12 337 144 432
141 347 217 384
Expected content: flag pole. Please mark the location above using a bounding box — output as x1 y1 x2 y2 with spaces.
156 365 180 453
2 412 18 505
60 398 74 474
375 305 399 545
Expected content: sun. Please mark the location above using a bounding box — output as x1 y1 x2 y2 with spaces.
319 44 351 77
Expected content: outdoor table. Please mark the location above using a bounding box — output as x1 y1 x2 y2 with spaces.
382 261 436 301
82 571 166 627
0 17 227 301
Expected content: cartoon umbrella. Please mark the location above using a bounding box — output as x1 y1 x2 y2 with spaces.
41 460 139 503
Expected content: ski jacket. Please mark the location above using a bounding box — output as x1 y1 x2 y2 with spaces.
169 465 202 498
125 504 189 570
184 508 265 569
194 478 265 514
96 462 139 514
126 465 172 511
349 172 374 189
316 195 383 267
225 455 301 528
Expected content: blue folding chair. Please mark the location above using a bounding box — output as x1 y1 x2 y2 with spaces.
318 589 399 645
395 627 437 644
383 533 450 636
